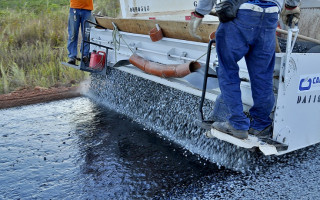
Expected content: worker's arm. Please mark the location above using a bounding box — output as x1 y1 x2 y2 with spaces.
285 0 301 7
281 0 301 27
188 0 216 40
195 0 216 16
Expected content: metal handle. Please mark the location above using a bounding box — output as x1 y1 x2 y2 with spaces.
80 20 113 71
288 14 294 28
198 39 216 121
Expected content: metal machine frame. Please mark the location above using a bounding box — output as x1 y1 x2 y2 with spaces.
66 23 320 155
62 20 112 75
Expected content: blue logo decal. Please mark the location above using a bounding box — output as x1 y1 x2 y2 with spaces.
299 78 312 91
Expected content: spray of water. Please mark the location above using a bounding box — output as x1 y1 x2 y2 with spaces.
77 78 91 95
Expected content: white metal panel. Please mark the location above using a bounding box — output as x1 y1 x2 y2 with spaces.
90 27 320 154
123 0 196 13
273 53 320 154
119 0 218 22
89 28 221 101
89 28 256 107
90 28 216 65
301 0 320 8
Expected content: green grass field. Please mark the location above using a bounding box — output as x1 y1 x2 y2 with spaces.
0 0 68 11
0 0 119 94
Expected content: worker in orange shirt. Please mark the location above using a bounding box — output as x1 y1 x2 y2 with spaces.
67 0 93 65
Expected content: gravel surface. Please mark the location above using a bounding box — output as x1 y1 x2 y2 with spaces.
89 68 320 199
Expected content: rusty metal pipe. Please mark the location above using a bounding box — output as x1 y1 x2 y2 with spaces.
129 54 201 78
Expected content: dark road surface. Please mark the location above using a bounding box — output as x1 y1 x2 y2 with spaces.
0 97 319 199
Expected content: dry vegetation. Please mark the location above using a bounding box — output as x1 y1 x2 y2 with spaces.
0 0 119 94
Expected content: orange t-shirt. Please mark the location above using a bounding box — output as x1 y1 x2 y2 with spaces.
70 0 93 11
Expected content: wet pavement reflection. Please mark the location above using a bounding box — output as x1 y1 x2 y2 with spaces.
1 97 320 199
0 97 222 199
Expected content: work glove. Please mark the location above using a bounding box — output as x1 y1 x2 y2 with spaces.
188 11 204 40
281 5 300 27
209 8 218 16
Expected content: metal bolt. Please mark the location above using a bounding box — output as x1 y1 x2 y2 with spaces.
283 137 286 143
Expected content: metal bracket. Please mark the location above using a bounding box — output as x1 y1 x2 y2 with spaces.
78 20 113 75
198 39 217 122
283 25 299 91
167 48 177 61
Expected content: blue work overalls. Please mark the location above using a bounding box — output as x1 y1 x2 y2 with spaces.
215 8 278 131
67 8 92 59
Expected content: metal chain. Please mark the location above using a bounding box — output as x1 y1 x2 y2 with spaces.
112 22 121 62
195 45 215 62
195 52 207 62
112 22 134 62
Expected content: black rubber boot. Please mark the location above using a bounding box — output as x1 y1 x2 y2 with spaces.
249 125 272 139
212 121 248 139
67 58 76 65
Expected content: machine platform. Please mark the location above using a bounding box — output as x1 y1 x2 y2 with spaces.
61 61 107 75
61 62 81 70
205 129 288 156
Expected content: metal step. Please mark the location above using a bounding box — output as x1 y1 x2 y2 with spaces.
205 128 288 156
61 62 81 70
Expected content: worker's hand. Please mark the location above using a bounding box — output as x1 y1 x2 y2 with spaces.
209 8 217 16
281 5 300 27
188 11 204 40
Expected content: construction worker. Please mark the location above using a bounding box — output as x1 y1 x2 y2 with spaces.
67 0 94 65
189 0 301 139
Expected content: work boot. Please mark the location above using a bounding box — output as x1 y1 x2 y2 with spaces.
249 125 273 139
67 57 76 65
212 121 248 139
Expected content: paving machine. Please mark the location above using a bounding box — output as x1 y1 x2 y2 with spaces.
62 0 320 156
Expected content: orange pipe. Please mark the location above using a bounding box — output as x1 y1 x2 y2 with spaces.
129 54 201 78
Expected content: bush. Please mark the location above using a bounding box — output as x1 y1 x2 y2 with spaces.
0 1 87 94
0 0 119 94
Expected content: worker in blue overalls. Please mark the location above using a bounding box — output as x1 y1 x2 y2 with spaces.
189 0 301 139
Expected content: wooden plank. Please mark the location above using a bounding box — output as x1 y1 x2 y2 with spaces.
95 17 219 43
277 28 320 45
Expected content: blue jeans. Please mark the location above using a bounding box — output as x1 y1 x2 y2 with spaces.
215 9 278 131
67 8 91 59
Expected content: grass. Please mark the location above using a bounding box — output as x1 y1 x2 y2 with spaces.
94 0 120 17
0 0 119 94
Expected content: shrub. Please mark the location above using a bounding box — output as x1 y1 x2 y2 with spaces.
0 0 119 94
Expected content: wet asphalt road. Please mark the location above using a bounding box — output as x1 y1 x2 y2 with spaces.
0 97 320 199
